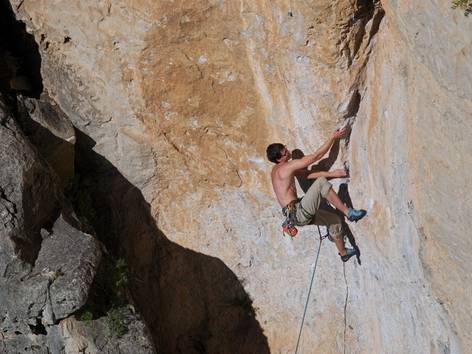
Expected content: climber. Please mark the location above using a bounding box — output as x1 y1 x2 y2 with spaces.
266 127 367 262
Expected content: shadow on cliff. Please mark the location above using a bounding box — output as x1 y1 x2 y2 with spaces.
74 129 270 354
0 3 269 350
292 140 340 192
292 146 361 265
337 183 361 264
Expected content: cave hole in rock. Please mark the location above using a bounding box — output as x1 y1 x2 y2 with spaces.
28 318 47 335
0 0 43 97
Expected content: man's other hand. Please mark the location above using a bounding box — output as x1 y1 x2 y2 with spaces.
330 168 349 178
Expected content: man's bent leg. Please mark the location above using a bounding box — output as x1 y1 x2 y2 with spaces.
299 177 332 217
325 187 367 222
325 188 348 216
312 210 356 262
298 176 366 225
300 176 349 216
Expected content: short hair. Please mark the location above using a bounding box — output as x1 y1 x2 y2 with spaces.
266 143 285 163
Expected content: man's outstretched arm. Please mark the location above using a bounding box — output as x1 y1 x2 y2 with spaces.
311 128 347 163
280 128 348 176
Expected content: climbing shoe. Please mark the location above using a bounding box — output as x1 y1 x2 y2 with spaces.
347 207 367 222
340 248 357 262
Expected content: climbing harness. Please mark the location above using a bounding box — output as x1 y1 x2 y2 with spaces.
281 200 299 237
294 225 329 354
282 200 314 237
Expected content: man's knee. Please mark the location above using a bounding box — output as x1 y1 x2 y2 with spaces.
328 223 343 240
317 176 332 198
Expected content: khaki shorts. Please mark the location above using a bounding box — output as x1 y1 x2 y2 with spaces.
295 177 344 240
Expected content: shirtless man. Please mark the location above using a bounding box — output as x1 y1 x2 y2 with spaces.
266 127 366 262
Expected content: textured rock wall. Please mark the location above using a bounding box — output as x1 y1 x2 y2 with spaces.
349 1 472 352
0 2 156 351
7 0 472 353
0 95 155 353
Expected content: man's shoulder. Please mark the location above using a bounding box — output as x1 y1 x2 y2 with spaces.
272 162 286 172
273 162 295 179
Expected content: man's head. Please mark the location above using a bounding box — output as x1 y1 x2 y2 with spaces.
266 143 290 164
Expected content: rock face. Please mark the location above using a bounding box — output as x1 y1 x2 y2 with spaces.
0 3 156 349
53 310 155 354
0 99 83 349
349 2 472 352
31 215 101 323
0 96 155 353
72 132 270 353
4 0 472 353
0 97 61 270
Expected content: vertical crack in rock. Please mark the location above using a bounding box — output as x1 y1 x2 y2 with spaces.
340 89 362 120
336 0 384 132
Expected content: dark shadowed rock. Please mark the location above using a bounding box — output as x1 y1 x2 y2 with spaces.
0 96 154 352
0 95 61 272
0 96 96 343
26 214 102 324
54 309 155 353
16 93 76 187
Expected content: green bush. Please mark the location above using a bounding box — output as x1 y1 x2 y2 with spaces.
106 307 128 338
115 258 129 291
452 0 470 8
76 256 131 331
79 310 93 327
452 1 472 17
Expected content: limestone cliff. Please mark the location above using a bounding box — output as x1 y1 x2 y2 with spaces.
2 0 471 353
0 2 155 352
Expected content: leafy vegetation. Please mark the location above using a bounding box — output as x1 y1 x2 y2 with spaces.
77 256 131 337
79 310 93 327
452 0 472 15
452 0 470 8
114 258 129 292
106 307 128 338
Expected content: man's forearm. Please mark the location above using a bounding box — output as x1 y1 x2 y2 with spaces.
295 136 335 170
312 136 336 162
286 129 346 172
306 170 332 179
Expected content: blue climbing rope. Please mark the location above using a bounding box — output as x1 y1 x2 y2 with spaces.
294 225 328 354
